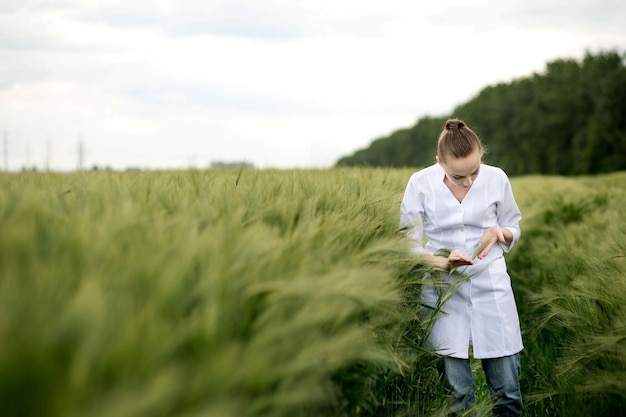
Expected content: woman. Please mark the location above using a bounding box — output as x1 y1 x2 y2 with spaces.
400 119 523 417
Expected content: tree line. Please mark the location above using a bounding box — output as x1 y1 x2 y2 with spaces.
336 50 626 176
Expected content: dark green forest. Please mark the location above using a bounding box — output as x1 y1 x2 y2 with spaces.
336 50 626 176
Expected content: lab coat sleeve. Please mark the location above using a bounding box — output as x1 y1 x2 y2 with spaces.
497 173 522 252
400 174 427 255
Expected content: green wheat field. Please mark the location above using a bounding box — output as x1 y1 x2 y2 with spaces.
1 168 625 417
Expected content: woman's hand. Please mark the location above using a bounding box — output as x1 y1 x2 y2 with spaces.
477 227 512 259
418 249 475 271
445 249 474 269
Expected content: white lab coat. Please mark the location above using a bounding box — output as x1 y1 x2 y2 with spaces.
400 163 523 359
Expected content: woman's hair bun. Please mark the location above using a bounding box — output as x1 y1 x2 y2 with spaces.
445 120 465 131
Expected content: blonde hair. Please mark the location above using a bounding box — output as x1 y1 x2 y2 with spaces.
437 118 484 162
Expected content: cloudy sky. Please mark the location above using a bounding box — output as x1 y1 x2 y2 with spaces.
1 0 625 171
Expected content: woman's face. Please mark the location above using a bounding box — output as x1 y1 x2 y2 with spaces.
438 149 481 188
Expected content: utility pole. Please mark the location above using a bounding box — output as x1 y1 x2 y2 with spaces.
3 130 7 172
46 137 51 171
77 135 84 171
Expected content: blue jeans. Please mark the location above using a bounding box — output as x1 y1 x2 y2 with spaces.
443 353 522 417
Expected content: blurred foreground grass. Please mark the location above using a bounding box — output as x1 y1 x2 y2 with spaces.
0 168 420 417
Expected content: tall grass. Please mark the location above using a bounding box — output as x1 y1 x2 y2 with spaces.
2 168 626 416
507 172 626 416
